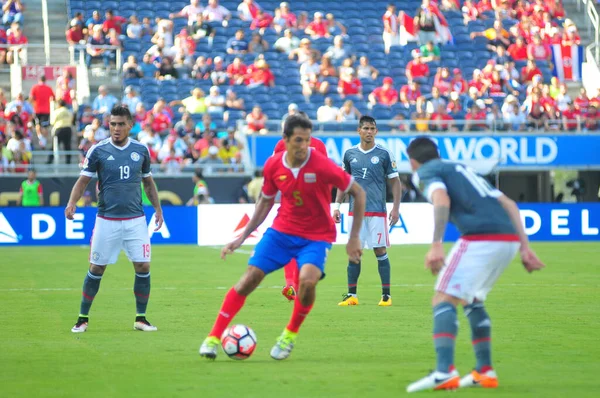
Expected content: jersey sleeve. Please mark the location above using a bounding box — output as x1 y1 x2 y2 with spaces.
384 149 399 179
261 157 278 199
141 146 152 177
341 150 351 174
413 165 446 203
80 145 100 177
321 156 354 193
313 137 328 156
272 139 285 154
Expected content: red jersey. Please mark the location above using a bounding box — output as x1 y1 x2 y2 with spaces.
273 136 327 156
406 61 429 79
574 96 590 114
520 67 542 83
306 21 328 37
400 85 421 102
29 83 55 114
262 150 352 242
562 109 579 130
371 87 398 106
507 43 528 61
338 78 362 96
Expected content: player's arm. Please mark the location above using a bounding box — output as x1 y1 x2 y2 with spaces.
142 175 163 231
426 188 451 276
496 194 545 273
17 187 23 206
346 181 366 263
38 184 44 206
333 153 351 223
65 175 92 219
388 176 401 226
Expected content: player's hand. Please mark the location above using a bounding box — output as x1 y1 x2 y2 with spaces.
520 246 545 273
425 243 445 276
65 203 77 220
346 236 363 263
221 237 244 260
333 209 341 223
153 211 164 232
389 208 400 227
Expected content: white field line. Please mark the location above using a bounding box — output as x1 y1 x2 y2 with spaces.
0 283 595 292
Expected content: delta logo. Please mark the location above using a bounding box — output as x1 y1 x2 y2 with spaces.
233 214 260 239
0 213 20 244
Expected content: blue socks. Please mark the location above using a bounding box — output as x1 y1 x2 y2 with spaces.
376 254 391 296
433 302 458 373
134 272 151 315
80 270 102 317
465 302 492 372
347 261 361 295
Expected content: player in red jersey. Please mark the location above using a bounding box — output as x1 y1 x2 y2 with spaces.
273 132 328 301
200 115 366 360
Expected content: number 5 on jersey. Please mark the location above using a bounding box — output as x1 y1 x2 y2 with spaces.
293 190 303 206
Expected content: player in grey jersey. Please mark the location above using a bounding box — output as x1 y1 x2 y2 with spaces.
65 105 163 333
404 137 545 393
333 116 401 306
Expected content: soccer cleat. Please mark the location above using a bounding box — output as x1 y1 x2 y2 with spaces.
134 316 158 332
460 369 499 389
199 336 221 360
270 329 297 360
378 294 392 306
338 294 359 306
281 285 296 301
71 316 89 333
406 368 460 393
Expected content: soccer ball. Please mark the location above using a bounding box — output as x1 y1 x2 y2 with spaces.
221 324 257 360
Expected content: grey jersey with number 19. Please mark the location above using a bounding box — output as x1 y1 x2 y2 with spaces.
343 144 398 214
413 159 515 236
81 138 152 218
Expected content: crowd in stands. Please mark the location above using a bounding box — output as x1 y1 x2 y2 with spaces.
0 0 27 65
2 0 597 174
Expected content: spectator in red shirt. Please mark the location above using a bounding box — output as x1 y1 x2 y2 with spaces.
406 52 430 82
305 12 329 39
527 34 552 66
433 67 452 96
227 57 247 85
279 2 298 29
66 20 85 45
246 105 268 134
102 10 127 35
29 75 55 140
446 91 463 115
245 59 275 88
430 104 455 132
369 77 398 107
6 24 27 64
399 81 421 107
450 68 468 94
146 102 172 134
520 59 542 84
562 21 581 46
468 69 487 96
250 9 274 31
562 102 580 131
464 101 488 131
462 0 478 25
574 87 590 114
337 70 363 99
476 0 494 13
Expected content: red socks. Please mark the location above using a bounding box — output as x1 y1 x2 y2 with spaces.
286 298 313 333
208 287 246 338
283 259 299 291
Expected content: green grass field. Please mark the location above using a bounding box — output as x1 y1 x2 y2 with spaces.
1 243 598 398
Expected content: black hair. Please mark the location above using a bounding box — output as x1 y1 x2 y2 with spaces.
358 115 377 128
283 114 313 138
406 137 440 164
194 168 204 179
57 99 67 107
40 76 46 82
110 105 133 123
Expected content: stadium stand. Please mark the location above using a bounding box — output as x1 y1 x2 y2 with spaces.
0 0 594 174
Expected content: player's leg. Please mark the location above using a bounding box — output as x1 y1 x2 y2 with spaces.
122 217 156 331
281 258 298 301
372 215 392 306
72 218 122 333
407 240 470 393
339 215 364 306
200 228 293 359
459 241 520 389
271 240 330 360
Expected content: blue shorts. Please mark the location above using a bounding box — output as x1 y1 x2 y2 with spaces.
248 228 332 276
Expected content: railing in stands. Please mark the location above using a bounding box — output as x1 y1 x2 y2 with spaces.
577 0 600 63
41 0 51 66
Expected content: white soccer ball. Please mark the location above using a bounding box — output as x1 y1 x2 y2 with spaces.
221 324 257 360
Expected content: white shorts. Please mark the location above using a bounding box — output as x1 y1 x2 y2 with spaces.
348 215 390 249
382 32 399 51
89 216 151 265
435 238 520 304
